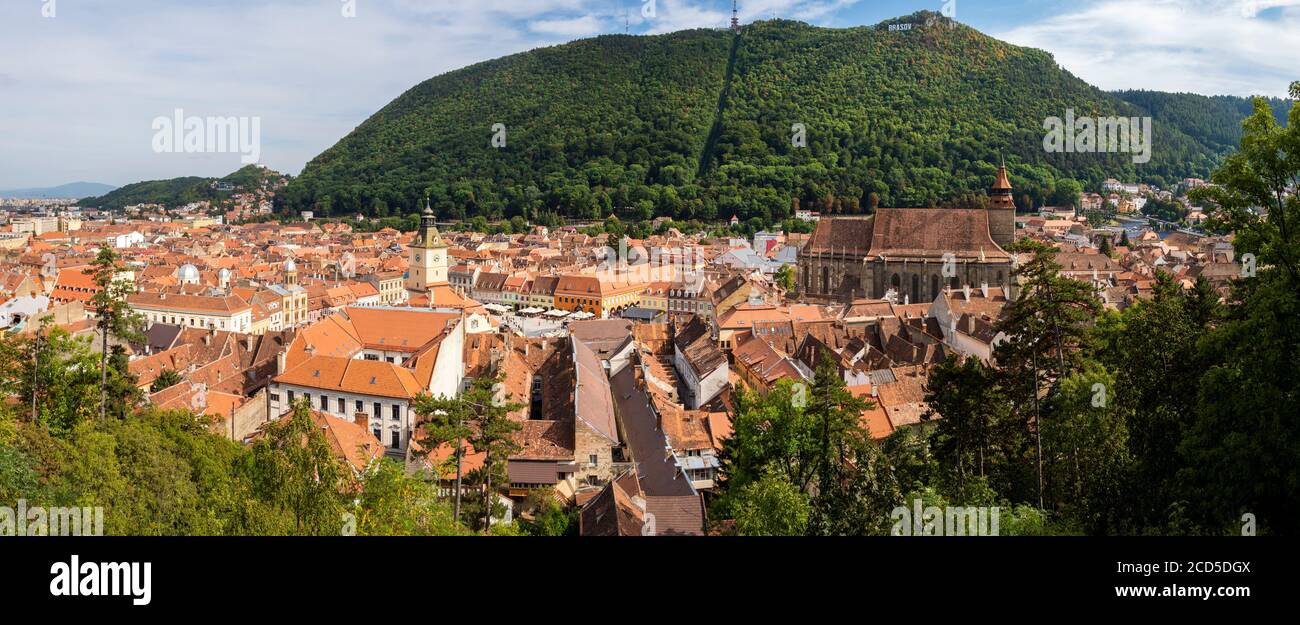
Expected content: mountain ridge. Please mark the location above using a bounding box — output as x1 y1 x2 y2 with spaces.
93 13 1297 220
1 182 116 199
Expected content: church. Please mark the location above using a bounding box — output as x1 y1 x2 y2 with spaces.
797 165 1018 304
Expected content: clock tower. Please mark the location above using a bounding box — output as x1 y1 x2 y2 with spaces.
406 197 449 292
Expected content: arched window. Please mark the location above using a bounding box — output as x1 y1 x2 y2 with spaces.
911 274 920 303
930 274 940 300
891 273 901 290
821 266 830 294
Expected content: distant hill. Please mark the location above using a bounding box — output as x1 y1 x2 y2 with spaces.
80 165 286 210
1111 90 1292 155
1 182 116 199
276 12 1293 223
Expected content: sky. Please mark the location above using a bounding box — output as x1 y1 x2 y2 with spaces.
0 0 1297 189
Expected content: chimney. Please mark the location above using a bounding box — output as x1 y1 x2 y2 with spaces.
276 351 286 375
354 412 368 429
246 334 255 352
980 282 989 299
870 385 878 398
962 284 971 300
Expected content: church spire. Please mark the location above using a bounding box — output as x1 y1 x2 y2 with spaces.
989 157 1015 209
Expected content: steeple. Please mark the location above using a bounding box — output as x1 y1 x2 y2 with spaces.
415 194 446 249
989 156 1015 209
986 156 1017 249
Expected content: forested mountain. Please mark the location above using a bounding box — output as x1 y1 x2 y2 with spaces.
276 12 1293 222
81 165 287 210
1112 90 1292 156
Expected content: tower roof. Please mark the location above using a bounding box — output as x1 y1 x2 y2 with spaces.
992 163 1012 191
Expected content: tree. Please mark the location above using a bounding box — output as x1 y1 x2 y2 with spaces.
518 489 576 537
415 372 523 532
923 355 1013 499
1042 363 1132 533
775 264 796 292
411 390 475 523
240 399 347 535
151 369 183 393
353 458 465 536
730 470 809 536
465 372 524 531
1179 95 1300 533
86 245 142 421
995 239 1102 508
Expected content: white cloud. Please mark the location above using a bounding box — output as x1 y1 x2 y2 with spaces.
996 0 1300 98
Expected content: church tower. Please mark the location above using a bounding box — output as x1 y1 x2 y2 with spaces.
284 258 298 287
406 197 449 292
987 160 1016 249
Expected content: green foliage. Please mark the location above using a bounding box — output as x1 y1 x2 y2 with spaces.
151 369 183 393
730 470 809 536
518 490 577 537
353 459 466 536
714 357 898 535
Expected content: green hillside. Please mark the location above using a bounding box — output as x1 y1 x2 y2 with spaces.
81 165 287 210
276 12 1291 222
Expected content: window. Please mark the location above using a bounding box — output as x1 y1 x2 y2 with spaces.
319 394 328 410
355 400 363 414
373 428 381 440
588 454 598 466
337 398 345 413
391 405 401 421
374 402 382 418
391 431 401 448
269 393 280 403
287 390 295 403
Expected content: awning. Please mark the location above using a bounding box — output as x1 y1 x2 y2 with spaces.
483 303 509 313
545 309 570 318
519 307 544 314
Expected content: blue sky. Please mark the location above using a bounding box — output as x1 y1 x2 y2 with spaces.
1 0 1297 189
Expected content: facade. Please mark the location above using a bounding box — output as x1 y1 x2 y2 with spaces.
798 166 1017 305
270 355 421 452
129 291 254 333
365 270 406 305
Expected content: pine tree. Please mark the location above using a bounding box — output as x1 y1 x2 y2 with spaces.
86 245 142 421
